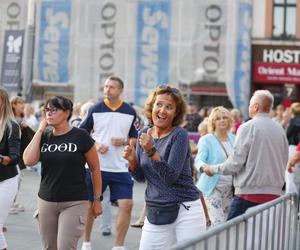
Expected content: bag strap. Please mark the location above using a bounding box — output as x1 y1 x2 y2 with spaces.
214 134 235 191
213 134 229 159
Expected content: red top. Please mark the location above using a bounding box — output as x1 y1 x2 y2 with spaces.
238 194 279 204
296 142 300 152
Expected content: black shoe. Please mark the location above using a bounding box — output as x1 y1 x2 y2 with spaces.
102 230 111 236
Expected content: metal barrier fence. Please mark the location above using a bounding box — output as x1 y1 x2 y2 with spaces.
169 193 299 250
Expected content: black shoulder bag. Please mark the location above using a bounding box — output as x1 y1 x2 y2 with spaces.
146 202 180 225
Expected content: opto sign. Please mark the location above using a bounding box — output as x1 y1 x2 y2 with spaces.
253 45 300 84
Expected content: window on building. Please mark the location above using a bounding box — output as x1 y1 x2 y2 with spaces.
273 0 297 39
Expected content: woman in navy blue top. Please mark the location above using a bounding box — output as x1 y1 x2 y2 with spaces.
123 85 206 250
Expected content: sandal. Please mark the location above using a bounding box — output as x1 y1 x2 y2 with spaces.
130 221 144 228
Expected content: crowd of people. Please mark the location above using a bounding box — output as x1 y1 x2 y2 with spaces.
0 77 299 250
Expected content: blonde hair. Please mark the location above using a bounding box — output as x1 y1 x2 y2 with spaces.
207 106 233 133
198 118 208 136
291 102 300 116
10 96 25 116
0 88 18 140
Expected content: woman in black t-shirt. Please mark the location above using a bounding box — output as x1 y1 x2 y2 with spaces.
23 96 102 250
0 87 21 250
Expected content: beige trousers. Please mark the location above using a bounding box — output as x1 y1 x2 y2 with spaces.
36 198 88 250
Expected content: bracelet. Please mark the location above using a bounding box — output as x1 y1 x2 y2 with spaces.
145 146 156 157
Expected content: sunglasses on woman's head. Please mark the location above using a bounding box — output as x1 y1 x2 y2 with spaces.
158 85 180 95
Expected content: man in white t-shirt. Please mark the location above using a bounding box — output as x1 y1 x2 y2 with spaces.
80 76 138 250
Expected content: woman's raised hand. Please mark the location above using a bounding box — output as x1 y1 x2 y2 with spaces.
139 128 153 152
38 119 48 133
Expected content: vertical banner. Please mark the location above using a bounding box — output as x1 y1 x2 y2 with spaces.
37 0 71 84
135 0 171 106
173 1 228 89
0 30 24 94
0 1 28 76
231 1 252 117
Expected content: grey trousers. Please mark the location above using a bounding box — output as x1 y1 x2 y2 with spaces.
36 198 88 250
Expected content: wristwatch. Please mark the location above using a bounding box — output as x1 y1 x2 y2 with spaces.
145 146 156 157
199 166 204 173
93 195 103 201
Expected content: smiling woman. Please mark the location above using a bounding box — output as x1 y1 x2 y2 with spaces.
123 85 206 250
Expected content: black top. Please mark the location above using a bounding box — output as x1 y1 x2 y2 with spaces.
287 116 300 145
184 113 202 132
0 121 21 182
38 127 94 202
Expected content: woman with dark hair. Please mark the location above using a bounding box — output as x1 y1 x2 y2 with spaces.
123 85 206 250
0 87 21 250
23 96 102 250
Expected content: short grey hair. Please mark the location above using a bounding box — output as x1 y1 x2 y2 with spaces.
252 90 274 112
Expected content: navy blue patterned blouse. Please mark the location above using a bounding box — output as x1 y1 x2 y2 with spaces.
132 126 200 204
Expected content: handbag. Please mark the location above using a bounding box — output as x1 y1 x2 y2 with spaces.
146 202 180 225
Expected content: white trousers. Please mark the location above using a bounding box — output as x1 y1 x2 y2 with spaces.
0 176 18 249
139 199 206 250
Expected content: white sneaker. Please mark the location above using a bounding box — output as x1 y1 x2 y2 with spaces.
81 241 92 250
111 246 127 250
9 207 19 215
12 203 25 212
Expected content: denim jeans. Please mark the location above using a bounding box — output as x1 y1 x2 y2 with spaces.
227 196 259 221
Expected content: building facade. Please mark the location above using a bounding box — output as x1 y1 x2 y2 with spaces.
252 0 300 106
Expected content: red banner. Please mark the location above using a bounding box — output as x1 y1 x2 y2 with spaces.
253 62 300 84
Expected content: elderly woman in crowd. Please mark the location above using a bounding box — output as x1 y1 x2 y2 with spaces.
0 88 21 250
23 96 102 250
123 85 206 250
195 106 235 226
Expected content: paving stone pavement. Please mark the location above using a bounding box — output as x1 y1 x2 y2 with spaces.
5 169 144 250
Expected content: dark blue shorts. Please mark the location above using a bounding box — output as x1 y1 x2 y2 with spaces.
85 169 134 202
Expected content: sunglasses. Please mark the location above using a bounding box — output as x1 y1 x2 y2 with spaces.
158 85 180 95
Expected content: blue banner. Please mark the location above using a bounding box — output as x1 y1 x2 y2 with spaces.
233 2 252 116
38 0 71 83
135 0 171 106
